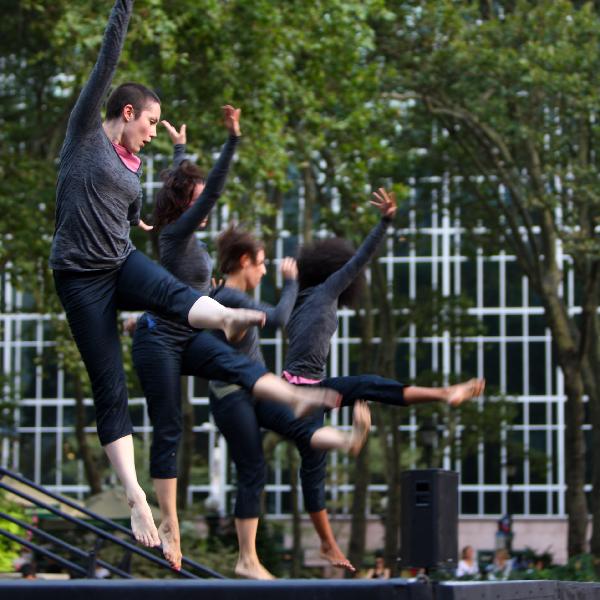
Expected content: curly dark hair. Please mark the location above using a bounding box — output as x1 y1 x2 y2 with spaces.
153 160 206 229
297 237 365 307
216 225 264 274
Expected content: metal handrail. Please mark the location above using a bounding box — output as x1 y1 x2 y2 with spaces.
0 466 224 578
0 527 88 577
0 510 133 579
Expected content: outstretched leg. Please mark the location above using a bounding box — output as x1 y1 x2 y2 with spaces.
182 332 341 417
319 374 485 409
404 378 486 406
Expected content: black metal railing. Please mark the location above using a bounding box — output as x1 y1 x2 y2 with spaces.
0 466 225 579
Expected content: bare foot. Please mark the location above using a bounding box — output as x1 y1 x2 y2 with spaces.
348 401 371 456
446 378 486 407
128 492 160 547
234 558 276 580
223 309 266 343
319 541 356 573
293 387 341 419
158 518 182 570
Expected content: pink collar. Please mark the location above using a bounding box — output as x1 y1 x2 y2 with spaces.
111 141 141 172
282 370 322 385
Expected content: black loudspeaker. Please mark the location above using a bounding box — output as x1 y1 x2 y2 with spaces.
399 469 458 570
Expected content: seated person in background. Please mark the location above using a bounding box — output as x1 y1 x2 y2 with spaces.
456 544 479 578
487 548 512 580
365 550 391 579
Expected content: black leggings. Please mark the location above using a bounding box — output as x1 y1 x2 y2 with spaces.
53 250 201 446
132 316 268 479
209 390 325 518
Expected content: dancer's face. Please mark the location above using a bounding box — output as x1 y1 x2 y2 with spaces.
243 249 266 291
121 101 161 154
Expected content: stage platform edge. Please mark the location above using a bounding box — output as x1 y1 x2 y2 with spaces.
1 578 599 600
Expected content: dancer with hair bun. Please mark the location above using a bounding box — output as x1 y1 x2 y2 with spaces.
209 225 371 580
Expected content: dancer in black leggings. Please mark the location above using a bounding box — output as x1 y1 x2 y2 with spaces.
209 226 371 579
280 188 486 571
131 108 339 568
50 0 316 548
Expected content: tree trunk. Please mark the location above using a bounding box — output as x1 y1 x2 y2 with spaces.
583 317 600 568
73 376 102 495
177 376 193 511
542 291 588 556
301 165 317 243
371 261 402 576
346 285 375 575
346 440 370 577
287 443 302 577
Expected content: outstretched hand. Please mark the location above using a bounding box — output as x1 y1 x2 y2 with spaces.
280 257 298 280
222 105 241 137
370 188 397 219
161 120 187 145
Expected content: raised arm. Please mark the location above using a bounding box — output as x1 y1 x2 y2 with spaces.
165 105 241 239
321 188 397 300
162 121 188 167
67 0 134 137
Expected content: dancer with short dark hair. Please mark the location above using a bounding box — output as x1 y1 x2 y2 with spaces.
50 0 313 549
131 108 340 569
209 226 371 579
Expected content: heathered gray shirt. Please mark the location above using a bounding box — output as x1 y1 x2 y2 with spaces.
50 0 140 272
210 279 299 368
158 135 239 295
148 135 240 340
283 218 391 380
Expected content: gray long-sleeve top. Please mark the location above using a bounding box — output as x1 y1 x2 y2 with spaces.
210 279 299 368
148 135 239 340
50 0 140 271
283 218 391 380
158 135 239 295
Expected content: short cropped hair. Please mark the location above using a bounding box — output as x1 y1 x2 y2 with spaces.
297 237 365 307
105 82 160 120
216 226 264 275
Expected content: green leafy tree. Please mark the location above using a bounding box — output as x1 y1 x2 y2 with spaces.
376 0 600 557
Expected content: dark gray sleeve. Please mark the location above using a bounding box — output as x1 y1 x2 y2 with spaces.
127 191 142 226
166 135 240 239
172 144 186 167
217 279 299 328
66 0 133 137
321 217 391 300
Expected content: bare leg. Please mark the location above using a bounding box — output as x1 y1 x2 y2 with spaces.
103 436 160 547
252 373 341 418
153 478 182 570
404 378 485 407
187 296 265 341
309 509 356 573
310 401 371 456
234 518 275 580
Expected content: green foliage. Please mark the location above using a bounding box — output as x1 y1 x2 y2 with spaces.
0 492 29 573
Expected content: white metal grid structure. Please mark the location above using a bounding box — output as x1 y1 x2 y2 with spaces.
0 157 577 519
